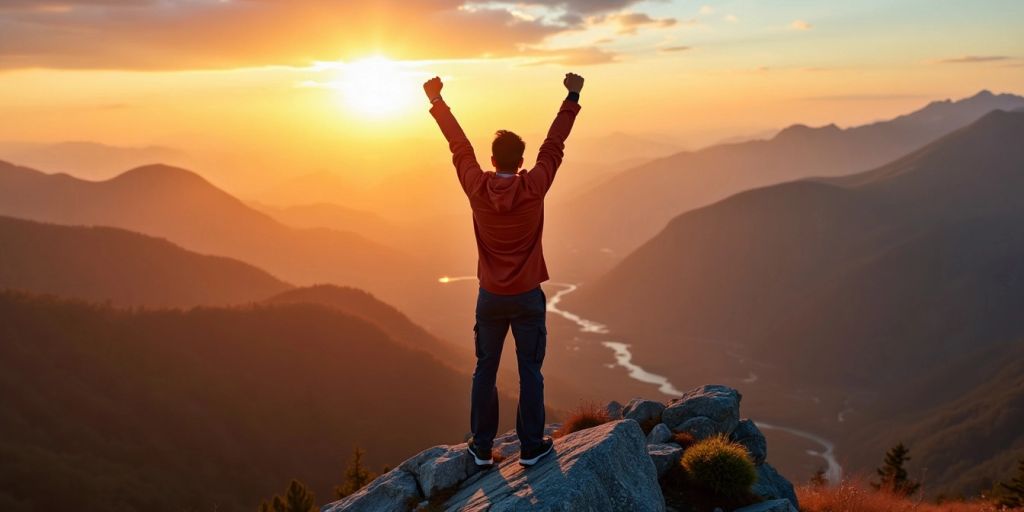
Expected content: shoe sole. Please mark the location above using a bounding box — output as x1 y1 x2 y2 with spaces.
467 447 494 467
518 443 554 467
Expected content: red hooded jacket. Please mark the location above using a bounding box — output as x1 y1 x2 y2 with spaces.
430 99 582 295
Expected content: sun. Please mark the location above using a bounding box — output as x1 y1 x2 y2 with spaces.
333 56 418 118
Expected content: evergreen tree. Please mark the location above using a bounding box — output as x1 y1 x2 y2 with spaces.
810 467 828 488
871 442 920 496
258 480 317 512
335 447 376 498
997 457 1024 508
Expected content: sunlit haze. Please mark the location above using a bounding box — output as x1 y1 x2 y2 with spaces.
2 0 1021 196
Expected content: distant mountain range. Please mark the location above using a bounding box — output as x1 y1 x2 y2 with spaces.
0 289 517 512
0 141 192 181
567 109 1024 495
545 90 1024 279
0 215 290 307
0 162 415 300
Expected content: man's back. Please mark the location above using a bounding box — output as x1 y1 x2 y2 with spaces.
429 91 581 294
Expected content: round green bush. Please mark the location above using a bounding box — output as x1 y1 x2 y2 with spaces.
680 434 757 497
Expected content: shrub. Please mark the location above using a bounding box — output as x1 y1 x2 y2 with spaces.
680 434 757 497
555 402 610 438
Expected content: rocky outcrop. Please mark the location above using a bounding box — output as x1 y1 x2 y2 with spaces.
662 385 741 439
321 384 799 512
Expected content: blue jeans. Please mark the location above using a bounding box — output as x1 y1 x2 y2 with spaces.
471 286 547 452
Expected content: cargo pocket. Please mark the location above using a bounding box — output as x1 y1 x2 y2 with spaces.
534 325 547 363
473 324 482 359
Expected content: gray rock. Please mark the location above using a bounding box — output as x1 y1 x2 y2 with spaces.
731 419 767 464
622 398 666 427
733 498 798 512
674 417 718 440
662 385 741 436
414 444 483 497
647 422 673 445
752 463 799 510
646 443 683 479
445 420 665 511
605 400 624 420
321 468 420 512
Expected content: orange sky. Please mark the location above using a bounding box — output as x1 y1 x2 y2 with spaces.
1 1 1022 194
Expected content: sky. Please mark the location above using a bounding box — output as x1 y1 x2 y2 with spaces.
0 0 1022 193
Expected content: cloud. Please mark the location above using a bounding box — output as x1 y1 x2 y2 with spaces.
0 0 632 70
521 47 619 66
0 0 689 70
790 20 812 30
724 14 739 23
937 55 1011 64
699 5 714 15
609 12 677 35
659 46 691 53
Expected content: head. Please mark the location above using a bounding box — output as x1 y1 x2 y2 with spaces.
491 130 525 174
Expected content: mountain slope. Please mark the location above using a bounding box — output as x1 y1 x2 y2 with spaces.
546 90 1024 279
571 109 1024 379
0 140 191 181
0 162 413 296
265 285 469 368
566 110 1024 492
0 291 513 512
0 215 290 307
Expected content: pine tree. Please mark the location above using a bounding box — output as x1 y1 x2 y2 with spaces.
335 447 376 498
871 442 920 496
810 467 828 487
997 457 1024 508
258 480 317 512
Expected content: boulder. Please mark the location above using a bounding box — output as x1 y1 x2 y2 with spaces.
731 419 767 464
662 385 741 437
646 443 684 479
605 400 625 420
321 467 420 512
414 444 483 497
733 499 798 512
444 420 665 511
752 463 799 510
647 423 673 445
672 417 718 440
623 398 666 427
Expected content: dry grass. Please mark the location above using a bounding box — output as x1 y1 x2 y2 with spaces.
672 431 697 450
555 402 610 438
798 480 1010 512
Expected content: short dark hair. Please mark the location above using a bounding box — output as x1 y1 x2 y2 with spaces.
492 130 525 173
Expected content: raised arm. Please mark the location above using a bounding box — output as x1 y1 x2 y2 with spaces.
526 73 584 195
424 76 484 195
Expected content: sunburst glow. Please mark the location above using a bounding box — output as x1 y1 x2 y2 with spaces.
331 56 419 118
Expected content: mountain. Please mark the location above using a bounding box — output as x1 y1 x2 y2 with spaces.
566 110 1024 493
545 90 1024 279
0 162 414 299
571 109 1024 381
251 201 400 244
0 215 290 307
0 141 191 181
846 341 1024 498
0 291 516 512
265 285 468 368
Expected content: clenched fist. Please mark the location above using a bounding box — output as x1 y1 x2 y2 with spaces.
423 76 443 101
563 72 584 94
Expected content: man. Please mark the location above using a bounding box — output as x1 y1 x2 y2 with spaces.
424 72 584 468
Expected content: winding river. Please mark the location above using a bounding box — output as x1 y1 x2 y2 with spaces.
439 277 843 483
